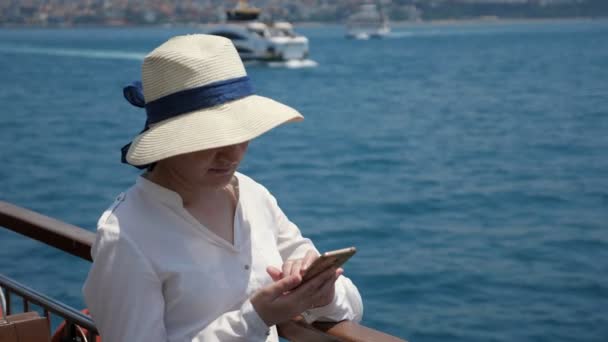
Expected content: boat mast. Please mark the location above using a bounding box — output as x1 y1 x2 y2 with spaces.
377 0 389 29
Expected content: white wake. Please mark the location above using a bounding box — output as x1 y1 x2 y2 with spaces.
0 45 145 61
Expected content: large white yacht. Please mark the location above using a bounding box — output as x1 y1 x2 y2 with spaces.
205 1 309 62
345 2 391 40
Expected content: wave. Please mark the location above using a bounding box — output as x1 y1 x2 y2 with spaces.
245 59 319 69
384 31 415 38
270 59 319 69
0 45 145 61
0 45 319 68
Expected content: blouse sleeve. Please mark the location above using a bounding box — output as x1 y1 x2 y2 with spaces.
83 228 168 342
267 191 318 260
265 190 364 324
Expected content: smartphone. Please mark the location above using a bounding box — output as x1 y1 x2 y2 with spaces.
301 247 357 282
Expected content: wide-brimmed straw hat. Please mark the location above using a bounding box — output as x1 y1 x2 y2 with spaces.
120 34 303 168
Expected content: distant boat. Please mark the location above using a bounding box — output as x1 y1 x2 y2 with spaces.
205 0 309 62
345 2 391 40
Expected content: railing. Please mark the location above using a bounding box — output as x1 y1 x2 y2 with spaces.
0 200 406 342
0 274 99 342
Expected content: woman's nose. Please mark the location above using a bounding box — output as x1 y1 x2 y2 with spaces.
217 142 248 159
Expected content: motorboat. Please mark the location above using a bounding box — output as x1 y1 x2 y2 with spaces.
205 1 309 62
345 2 391 40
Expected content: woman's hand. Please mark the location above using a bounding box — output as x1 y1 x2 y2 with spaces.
266 250 343 309
277 250 319 279
250 265 342 326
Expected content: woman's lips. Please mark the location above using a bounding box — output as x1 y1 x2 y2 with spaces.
208 166 233 174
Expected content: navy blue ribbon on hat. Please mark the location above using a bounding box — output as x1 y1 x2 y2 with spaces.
120 76 254 169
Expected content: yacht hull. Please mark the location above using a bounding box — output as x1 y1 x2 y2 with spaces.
206 24 309 62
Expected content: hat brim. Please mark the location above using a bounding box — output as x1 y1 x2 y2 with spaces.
125 95 303 166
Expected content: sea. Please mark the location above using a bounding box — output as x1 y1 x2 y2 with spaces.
1 19 607 342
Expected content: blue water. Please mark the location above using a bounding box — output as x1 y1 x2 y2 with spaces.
1 20 608 341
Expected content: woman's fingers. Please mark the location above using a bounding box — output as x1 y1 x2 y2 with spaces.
279 250 319 280
282 260 294 277
259 274 301 301
252 267 344 325
291 259 303 277
287 267 338 311
266 266 282 282
250 274 303 326
313 268 342 291
312 269 342 307
292 266 337 299
301 250 319 275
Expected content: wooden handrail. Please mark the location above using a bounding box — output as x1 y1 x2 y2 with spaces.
314 321 406 342
0 201 95 261
0 200 406 342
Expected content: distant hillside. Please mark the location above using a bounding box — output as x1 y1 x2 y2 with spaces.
1 0 607 27
408 0 608 21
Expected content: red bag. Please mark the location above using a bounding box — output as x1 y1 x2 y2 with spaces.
51 309 101 342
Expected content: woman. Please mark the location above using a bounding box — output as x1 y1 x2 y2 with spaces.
83 34 363 342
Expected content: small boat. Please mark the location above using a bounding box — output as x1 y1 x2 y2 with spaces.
345 2 391 40
205 1 309 62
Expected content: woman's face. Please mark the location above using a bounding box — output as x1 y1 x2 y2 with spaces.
156 141 249 189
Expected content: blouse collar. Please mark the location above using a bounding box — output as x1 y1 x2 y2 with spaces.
135 174 184 208
134 172 243 210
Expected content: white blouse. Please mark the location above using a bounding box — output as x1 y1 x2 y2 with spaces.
83 172 363 342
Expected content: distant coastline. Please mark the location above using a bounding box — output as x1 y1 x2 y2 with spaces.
3 0 607 29
297 16 608 28
2 16 606 30
390 16 608 28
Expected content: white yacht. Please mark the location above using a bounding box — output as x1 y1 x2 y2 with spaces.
206 1 309 62
345 2 391 40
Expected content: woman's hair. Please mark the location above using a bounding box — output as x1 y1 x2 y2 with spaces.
146 163 157 172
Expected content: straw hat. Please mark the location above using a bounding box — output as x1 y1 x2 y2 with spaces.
121 34 303 167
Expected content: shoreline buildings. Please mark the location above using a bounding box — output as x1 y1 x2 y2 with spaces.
1 0 606 28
